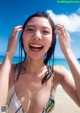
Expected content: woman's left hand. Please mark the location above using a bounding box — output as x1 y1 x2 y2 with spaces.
54 24 71 56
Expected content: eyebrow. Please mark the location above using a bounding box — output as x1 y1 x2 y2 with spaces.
25 25 34 28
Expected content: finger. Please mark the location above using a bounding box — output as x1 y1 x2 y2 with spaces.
55 24 66 36
11 25 23 37
14 25 23 30
54 29 62 37
13 25 23 32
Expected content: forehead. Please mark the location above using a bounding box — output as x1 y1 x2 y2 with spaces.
26 17 52 29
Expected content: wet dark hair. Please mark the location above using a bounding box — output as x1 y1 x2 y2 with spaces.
17 12 56 84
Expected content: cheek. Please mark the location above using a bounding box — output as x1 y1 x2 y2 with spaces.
22 33 28 41
22 35 29 50
45 36 52 47
22 33 30 45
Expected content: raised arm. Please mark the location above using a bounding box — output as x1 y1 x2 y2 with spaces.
54 24 80 106
0 26 22 105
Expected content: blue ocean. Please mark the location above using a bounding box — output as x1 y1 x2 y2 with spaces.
0 55 80 71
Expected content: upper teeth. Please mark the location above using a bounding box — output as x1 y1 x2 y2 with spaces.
30 44 42 47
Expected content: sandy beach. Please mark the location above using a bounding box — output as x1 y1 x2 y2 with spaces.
51 85 80 113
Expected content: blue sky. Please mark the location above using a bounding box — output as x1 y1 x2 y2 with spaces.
0 0 80 58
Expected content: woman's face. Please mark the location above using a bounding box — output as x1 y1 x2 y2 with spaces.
22 17 53 60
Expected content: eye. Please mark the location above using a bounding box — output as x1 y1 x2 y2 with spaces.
42 30 50 34
25 28 34 32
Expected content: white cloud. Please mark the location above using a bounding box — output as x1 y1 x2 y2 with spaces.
47 10 80 32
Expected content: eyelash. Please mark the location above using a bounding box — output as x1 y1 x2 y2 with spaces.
25 28 49 34
42 31 49 33
26 28 34 31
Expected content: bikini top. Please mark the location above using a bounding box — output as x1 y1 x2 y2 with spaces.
7 66 55 113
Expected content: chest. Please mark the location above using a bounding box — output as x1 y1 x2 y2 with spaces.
15 75 53 112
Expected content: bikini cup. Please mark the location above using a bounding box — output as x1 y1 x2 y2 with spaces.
42 66 55 113
45 92 55 112
42 91 55 113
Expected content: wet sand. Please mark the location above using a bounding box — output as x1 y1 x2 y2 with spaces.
51 85 80 113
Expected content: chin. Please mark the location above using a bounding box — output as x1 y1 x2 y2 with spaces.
28 54 44 61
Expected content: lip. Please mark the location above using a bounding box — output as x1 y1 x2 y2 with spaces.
29 43 43 47
29 43 44 52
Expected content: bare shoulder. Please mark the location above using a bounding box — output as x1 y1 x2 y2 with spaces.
52 65 71 89
53 65 75 89
54 65 69 76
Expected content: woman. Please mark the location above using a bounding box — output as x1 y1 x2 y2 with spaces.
0 12 80 113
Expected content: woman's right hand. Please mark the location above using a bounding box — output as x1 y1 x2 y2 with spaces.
7 26 23 60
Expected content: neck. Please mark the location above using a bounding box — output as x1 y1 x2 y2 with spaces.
24 57 46 76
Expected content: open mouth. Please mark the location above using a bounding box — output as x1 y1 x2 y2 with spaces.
29 44 43 51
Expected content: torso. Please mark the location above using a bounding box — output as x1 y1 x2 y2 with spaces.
9 64 62 113
15 75 52 113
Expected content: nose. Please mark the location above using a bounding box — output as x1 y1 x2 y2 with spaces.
33 30 42 40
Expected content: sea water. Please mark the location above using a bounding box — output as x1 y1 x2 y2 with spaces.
0 55 80 71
